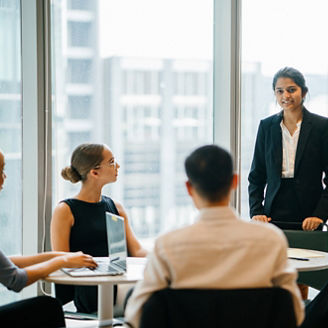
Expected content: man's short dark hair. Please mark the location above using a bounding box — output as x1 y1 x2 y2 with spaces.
184 145 234 202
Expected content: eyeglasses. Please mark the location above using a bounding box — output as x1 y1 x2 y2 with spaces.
94 159 118 169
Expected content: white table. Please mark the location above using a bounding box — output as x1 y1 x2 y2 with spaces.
288 248 328 272
45 257 146 326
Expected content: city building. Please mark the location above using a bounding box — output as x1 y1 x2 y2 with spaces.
103 56 212 238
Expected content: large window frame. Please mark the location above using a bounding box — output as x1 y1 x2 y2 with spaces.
19 0 242 297
20 0 52 298
213 0 241 211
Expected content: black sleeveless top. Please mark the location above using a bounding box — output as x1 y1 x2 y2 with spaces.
56 195 119 313
63 195 119 256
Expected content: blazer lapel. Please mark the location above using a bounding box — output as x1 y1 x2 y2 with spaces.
271 112 283 176
295 108 313 175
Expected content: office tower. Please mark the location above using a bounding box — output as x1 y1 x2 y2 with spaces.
52 0 102 198
103 57 212 239
52 1 213 241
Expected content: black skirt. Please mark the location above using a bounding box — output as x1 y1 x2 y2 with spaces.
270 178 303 230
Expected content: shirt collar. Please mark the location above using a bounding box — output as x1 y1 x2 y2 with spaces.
280 120 302 132
197 206 239 221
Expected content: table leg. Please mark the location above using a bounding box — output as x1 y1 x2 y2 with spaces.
98 284 114 326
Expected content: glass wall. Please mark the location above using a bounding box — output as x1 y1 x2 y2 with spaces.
0 0 22 305
241 0 328 220
51 0 213 246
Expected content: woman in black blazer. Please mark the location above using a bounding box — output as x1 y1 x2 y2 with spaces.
248 67 328 231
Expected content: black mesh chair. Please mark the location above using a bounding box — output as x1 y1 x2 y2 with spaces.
0 296 65 327
140 287 297 328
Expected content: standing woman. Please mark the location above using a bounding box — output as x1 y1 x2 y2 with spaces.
50 143 147 314
248 67 328 231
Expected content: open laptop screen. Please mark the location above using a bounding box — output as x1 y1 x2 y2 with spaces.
61 212 127 277
105 212 127 266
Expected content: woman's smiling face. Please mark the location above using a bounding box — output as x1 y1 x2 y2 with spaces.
274 77 305 112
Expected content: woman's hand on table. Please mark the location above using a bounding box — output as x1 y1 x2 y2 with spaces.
252 215 272 223
302 217 323 231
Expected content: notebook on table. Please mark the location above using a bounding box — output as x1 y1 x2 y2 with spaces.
62 212 127 277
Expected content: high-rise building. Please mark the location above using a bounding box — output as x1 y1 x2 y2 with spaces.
52 1 213 241
103 57 212 238
52 0 102 199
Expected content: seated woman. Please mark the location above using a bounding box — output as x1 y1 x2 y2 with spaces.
0 149 97 327
50 143 147 314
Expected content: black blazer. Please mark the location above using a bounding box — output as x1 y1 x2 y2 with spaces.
248 107 328 220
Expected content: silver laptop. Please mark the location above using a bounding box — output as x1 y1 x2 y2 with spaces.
62 212 127 277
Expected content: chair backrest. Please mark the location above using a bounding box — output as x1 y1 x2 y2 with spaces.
140 287 297 328
283 229 328 290
283 230 328 252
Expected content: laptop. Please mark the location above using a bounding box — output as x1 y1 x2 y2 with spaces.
62 212 127 277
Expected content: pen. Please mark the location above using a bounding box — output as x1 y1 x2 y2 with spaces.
288 257 310 261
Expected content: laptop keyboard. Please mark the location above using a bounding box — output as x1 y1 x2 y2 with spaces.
94 262 121 273
113 260 126 268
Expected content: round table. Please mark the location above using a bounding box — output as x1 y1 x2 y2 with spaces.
288 248 328 272
45 257 147 327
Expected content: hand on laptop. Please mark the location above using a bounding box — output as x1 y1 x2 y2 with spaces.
61 251 98 269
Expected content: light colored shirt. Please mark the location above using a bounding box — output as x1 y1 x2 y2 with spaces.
0 249 27 292
281 121 302 178
124 206 304 327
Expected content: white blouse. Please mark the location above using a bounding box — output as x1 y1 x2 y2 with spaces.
280 121 302 178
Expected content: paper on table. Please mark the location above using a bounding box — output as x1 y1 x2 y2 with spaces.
128 257 147 266
288 248 324 258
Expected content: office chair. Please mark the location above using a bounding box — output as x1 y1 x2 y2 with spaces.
281 224 328 291
140 287 297 328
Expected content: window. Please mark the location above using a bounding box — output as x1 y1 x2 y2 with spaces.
0 0 22 305
68 0 93 11
68 95 92 119
241 0 328 220
123 106 161 141
51 0 213 243
67 59 92 84
124 147 160 174
68 21 93 48
68 131 92 150
0 99 20 122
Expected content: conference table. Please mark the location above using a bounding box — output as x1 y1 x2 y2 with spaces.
45 249 328 327
288 248 328 272
45 257 147 327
